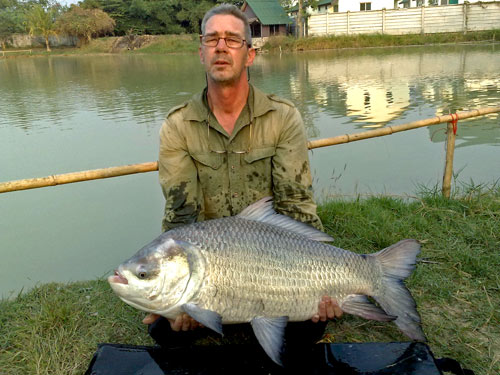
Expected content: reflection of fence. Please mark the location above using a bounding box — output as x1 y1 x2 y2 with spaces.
1 49 32 57
308 2 500 36
0 106 499 197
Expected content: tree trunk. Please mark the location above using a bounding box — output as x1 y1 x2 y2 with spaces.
297 0 304 38
45 35 51 52
1 41 6 51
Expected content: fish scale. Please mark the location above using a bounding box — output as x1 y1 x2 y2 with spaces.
167 217 376 322
109 197 425 366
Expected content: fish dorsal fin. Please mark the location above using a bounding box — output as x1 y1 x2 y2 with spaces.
237 197 334 242
251 316 288 366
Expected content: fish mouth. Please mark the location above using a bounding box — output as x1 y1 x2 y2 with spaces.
109 270 128 285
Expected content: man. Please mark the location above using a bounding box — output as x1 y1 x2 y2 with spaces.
145 3 342 353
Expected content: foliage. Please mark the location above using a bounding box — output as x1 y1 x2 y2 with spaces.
0 0 26 49
56 5 115 43
263 30 500 52
25 3 60 51
79 0 240 35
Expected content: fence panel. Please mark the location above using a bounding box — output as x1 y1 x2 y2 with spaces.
385 7 423 35
424 5 464 34
467 2 500 31
307 2 500 37
349 11 384 34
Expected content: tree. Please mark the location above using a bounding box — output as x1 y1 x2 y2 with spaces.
295 0 319 38
57 5 115 43
25 4 59 51
0 0 25 50
78 0 241 36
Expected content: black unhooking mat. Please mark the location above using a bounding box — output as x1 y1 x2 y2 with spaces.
85 342 474 375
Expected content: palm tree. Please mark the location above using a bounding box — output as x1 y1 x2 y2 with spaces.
26 4 58 52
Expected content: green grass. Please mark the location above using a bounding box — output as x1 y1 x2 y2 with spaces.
1 186 498 374
133 34 200 54
262 30 500 52
2 30 498 58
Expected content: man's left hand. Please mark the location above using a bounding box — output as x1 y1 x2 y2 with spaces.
311 296 343 323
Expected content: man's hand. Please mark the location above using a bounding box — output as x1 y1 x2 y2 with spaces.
142 313 203 331
311 296 343 323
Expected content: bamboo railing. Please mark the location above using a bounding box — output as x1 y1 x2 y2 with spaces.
1 106 499 195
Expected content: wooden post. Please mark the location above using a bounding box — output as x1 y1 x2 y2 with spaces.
382 8 386 35
442 122 457 198
347 11 350 35
463 2 468 35
421 5 425 35
1 107 499 194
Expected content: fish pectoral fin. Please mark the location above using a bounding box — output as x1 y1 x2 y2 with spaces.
250 316 289 366
181 303 223 336
341 295 396 322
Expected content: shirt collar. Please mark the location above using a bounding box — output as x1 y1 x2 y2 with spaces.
182 84 275 122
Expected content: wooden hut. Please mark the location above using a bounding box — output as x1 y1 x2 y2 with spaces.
242 0 292 47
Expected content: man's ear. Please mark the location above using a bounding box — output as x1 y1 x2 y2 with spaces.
245 47 256 67
199 46 204 64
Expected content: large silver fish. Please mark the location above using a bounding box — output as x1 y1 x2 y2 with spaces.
108 197 425 365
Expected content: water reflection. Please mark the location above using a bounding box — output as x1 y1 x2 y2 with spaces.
1 44 499 297
0 55 205 132
253 44 499 139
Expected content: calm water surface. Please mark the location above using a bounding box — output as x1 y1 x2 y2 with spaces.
1 44 499 297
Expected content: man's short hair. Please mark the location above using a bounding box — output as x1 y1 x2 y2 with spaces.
201 4 252 47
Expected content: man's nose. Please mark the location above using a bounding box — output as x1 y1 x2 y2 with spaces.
215 38 229 51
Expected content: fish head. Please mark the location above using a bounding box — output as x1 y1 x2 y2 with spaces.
108 236 193 315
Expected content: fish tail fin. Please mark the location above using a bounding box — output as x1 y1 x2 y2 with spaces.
370 239 426 341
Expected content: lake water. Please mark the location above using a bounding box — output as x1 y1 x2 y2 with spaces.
1 44 499 297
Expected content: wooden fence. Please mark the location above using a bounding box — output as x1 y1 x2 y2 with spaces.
1 106 499 198
308 2 500 36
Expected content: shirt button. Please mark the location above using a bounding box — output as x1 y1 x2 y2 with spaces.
233 192 238 198
231 165 235 170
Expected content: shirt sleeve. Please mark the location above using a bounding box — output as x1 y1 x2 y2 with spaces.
158 116 203 232
271 105 324 231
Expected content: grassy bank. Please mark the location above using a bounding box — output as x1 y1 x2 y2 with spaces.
1 187 499 374
1 30 498 57
264 29 499 52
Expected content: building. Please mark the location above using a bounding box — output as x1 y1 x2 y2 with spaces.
289 0 484 15
241 0 293 47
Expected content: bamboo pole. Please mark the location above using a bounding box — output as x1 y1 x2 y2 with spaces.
442 122 457 198
306 106 500 149
0 162 158 193
0 106 499 194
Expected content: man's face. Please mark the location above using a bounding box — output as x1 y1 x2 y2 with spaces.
199 14 255 85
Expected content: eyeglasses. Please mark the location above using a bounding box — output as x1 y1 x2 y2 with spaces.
200 35 248 49
207 112 253 154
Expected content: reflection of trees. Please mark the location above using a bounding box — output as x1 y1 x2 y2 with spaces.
1 44 498 148
0 54 204 132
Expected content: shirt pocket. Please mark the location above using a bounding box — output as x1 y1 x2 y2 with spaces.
191 153 224 193
243 146 276 195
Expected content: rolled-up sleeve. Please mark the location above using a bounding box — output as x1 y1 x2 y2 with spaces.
271 106 323 231
158 117 202 232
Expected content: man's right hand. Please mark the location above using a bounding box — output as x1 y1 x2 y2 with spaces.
143 313 203 331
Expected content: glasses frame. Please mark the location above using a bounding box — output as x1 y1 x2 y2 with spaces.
206 112 253 155
200 35 248 49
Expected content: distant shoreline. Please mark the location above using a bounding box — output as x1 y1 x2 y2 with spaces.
2 30 498 58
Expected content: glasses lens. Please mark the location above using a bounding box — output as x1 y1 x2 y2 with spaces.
226 37 243 48
202 37 217 47
201 36 244 48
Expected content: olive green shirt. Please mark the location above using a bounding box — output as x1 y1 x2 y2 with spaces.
159 84 322 232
